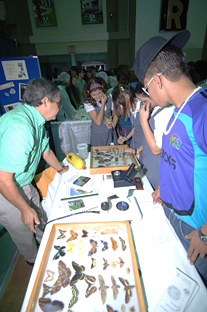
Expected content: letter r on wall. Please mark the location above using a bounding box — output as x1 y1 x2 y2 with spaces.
167 0 183 29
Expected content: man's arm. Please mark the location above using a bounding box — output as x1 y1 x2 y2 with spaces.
0 170 40 233
42 149 68 174
185 224 207 265
139 104 161 155
152 186 207 265
152 187 163 205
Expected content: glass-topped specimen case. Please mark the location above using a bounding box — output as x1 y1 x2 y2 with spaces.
25 221 146 312
90 145 138 174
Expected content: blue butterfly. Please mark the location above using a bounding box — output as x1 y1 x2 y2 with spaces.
101 240 108 251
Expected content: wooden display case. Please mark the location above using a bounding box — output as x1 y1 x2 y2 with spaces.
90 145 138 175
26 221 146 312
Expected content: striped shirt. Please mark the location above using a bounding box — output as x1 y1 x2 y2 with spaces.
0 103 49 187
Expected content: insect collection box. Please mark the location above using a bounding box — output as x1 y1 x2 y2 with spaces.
90 145 138 175
26 221 146 312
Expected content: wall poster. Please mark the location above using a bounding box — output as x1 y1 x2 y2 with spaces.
81 0 103 25
32 0 58 27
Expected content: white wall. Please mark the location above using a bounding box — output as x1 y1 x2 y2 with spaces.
135 0 207 61
27 0 207 62
27 0 108 56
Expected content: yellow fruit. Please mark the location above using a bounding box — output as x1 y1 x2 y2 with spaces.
66 153 86 170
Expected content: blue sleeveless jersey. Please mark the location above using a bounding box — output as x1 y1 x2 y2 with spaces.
160 88 207 229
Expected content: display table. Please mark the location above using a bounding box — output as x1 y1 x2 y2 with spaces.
21 154 207 312
51 108 91 161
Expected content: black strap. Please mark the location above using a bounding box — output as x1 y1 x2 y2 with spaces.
200 90 207 99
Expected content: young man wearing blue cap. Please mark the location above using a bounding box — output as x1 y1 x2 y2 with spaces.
134 30 207 286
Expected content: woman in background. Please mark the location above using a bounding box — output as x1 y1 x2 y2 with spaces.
55 72 80 121
66 75 81 110
83 77 116 146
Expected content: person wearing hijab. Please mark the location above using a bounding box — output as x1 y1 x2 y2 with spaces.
55 72 79 121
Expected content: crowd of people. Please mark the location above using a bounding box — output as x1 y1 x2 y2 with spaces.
0 30 207 289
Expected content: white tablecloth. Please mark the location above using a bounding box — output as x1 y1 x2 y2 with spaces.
21 154 207 312
51 110 91 161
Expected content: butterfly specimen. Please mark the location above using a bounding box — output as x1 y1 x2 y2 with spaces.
84 275 97 298
67 242 75 252
70 261 85 286
50 260 71 294
119 237 126 251
126 267 130 274
119 257 125 268
57 229 66 239
101 240 108 251
119 277 135 304
67 230 78 242
88 239 98 256
91 257 96 269
68 285 78 308
98 274 109 304
111 276 120 300
41 283 51 298
38 298 64 312
110 261 117 269
121 305 125 312
82 229 88 237
77 240 87 257
101 228 118 235
103 258 110 270
106 305 118 312
53 246 66 260
110 237 118 251
44 270 55 282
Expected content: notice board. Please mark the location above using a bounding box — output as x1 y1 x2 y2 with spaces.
0 56 41 115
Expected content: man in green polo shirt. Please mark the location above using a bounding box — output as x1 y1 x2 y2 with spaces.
0 77 68 265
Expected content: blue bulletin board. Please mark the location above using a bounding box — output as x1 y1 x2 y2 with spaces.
0 56 41 115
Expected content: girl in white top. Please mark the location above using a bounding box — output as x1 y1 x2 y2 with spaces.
83 77 116 146
134 81 174 189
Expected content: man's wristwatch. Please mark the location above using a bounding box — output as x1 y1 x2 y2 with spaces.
198 227 207 245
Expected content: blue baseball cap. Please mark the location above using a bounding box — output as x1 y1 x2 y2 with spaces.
133 30 190 84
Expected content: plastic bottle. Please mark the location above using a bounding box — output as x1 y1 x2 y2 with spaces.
66 153 86 170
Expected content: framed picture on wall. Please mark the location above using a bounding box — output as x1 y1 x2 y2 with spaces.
159 0 189 32
32 0 58 27
19 83 27 101
81 0 103 25
4 102 19 112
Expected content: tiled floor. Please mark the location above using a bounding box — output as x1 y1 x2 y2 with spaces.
0 254 33 312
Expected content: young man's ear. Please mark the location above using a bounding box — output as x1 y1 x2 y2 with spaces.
155 74 163 89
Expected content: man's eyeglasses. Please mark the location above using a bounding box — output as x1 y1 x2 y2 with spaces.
55 101 62 109
142 72 162 96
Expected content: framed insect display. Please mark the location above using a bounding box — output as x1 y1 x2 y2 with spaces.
25 221 146 312
90 145 138 175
